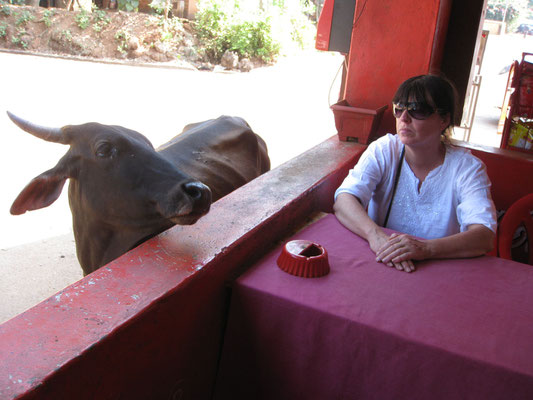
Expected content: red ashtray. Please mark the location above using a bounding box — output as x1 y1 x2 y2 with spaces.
277 240 329 278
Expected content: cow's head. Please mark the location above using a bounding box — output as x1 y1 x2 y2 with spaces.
7 111 212 273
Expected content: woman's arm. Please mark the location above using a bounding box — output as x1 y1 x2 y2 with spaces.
375 224 495 264
334 193 415 272
333 193 386 251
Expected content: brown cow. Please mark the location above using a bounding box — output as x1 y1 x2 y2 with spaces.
8 112 270 275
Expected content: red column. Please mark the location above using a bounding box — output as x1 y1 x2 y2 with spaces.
344 0 451 136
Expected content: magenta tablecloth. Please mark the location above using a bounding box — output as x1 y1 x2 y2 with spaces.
214 214 533 400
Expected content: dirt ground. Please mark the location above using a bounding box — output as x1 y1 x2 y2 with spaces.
0 4 237 70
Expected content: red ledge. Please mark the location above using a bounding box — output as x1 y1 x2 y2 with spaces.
0 136 365 400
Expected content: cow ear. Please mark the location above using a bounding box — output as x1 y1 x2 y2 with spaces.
10 170 68 215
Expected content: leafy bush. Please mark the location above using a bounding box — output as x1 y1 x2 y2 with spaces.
115 29 130 53
75 9 91 29
61 29 72 41
41 9 56 28
149 0 169 15
73 6 111 32
268 0 316 52
194 1 233 61
12 27 28 48
15 10 34 26
485 0 530 32
91 6 111 32
194 0 315 64
92 7 110 23
1 4 11 16
117 0 138 12
486 3 519 23
225 18 277 61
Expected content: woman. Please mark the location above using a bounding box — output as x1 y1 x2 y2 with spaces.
333 74 497 273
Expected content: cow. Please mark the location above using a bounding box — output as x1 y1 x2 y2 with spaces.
7 112 270 275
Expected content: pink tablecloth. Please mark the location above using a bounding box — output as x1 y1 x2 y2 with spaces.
214 214 533 400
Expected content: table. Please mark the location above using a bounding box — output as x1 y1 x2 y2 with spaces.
214 214 533 400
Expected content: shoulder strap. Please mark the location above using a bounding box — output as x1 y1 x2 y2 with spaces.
383 145 405 228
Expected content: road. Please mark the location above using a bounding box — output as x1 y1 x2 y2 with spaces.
0 49 344 323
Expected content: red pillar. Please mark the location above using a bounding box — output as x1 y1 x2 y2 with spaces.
344 0 452 136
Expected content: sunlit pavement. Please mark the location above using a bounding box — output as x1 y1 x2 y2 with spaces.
0 49 344 322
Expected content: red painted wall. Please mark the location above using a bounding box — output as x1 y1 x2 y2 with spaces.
344 0 451 135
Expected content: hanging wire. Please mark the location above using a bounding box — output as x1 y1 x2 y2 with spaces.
328 57 348 107
353 0 368 30
326 0 368 106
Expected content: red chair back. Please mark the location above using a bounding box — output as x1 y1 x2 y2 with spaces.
498 193 533 265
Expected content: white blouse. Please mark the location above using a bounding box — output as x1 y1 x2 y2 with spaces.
335 134 497 239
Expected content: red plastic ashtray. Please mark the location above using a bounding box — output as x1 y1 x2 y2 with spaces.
277 240 329 278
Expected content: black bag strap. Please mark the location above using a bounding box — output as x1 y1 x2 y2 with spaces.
383 145 405 228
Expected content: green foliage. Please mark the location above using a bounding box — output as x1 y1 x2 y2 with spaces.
74 6 111 32
0 22 7 37
266 0 316 52
1 4 11 16
528 0 533 18
486 0 530 31
75 9 91 29
90 6 111 32
149 0 168 15
156 14 181 43
15 10 34 26
11 27 28 48
160 29 172 41
486 3 519 22
194 0 315 63
92 7 110 23
117 0 138 13
194 0 280 63
61 29 72 41
41 9 55 28
226 18 278 61
115 29 130 53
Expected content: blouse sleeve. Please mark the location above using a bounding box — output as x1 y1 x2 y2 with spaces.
455 155 497 233
334 135 393 209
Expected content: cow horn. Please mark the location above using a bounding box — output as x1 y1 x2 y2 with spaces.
6 111 66 144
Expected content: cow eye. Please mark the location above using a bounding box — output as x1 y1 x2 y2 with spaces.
95 141 116 158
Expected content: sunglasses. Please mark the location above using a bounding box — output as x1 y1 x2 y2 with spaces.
392 102 436 120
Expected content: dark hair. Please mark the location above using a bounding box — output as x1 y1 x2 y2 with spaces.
392 74 457 135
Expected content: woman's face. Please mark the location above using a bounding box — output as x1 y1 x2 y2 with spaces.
395 101 450 148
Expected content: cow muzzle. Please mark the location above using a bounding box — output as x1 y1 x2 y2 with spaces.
166 181 212 225
183 181 211 204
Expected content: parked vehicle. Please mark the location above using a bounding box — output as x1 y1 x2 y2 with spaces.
517 23 533 35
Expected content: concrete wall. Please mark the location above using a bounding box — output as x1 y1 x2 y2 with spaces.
483 20 505 35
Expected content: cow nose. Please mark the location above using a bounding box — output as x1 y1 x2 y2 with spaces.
183 181 211 202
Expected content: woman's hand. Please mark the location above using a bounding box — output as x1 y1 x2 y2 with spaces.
334 194 418 273
375 233 432 272
369 232 417 273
